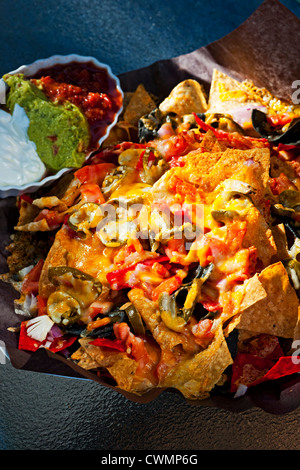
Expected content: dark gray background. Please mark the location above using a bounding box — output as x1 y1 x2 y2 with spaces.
1 0 300 451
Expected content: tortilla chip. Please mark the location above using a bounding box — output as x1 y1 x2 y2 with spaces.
38 230 69 298
207 69 259 114
237 262 299 338
159 79 207 117
158 321 233 400
71 345 100 370
32 196 68 212
207 69 297 133
16 197 40 228
15 218 51 232
182 147 270 198
123 83 156 125
77 337 154 394
128 288 199 354
198 129 228 152
270 223 289 262
292 307 300 347
242 205 277 268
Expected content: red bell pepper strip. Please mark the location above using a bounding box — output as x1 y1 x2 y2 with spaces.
37 295 48 316
18 320 77 353
135 148 156 170
18 321 43 352
90 337 126 352
151 273 184 301
277 143 300 151
230 352 300 393
49 335 78 353
91 142 147 164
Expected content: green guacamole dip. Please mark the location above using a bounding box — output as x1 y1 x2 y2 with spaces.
3 74 90 172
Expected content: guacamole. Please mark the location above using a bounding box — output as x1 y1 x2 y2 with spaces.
3 74 91 172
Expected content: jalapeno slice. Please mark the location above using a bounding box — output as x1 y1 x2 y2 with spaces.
211 209 239 223
47 266 102 321
159 292 187 333
124 303 145 335
47 290 81 326
159 263 214 332
68 202 103 237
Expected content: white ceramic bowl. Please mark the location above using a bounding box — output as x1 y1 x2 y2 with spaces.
0 54 123 198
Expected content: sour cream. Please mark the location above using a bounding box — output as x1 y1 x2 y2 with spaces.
0 104 46 187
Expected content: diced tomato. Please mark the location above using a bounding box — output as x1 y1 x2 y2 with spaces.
151 261 170 278
79 183 105 204
74 162 116 185
191 318 214 348
269 172 297 195
34 209 65 229
113 322 160 379
169 155 186 168
106 265 137 290
151 133 191 162
21 259 44 295
267 113 293 128
128 237 144 253
201 300 220 311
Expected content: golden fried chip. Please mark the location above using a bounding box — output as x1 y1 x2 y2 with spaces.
71 345 99 370
38 231 69 298
159 79 207 117
238 262 299 338
158 321 232 400
123 83 156 125
242 205 277 268
78 338 154 394
199 129 228 153
270 223 289 262
182 147 270 198
207 69 259 114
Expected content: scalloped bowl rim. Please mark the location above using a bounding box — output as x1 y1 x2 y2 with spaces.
0 54 123 198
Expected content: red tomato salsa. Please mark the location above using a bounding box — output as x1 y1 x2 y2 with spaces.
31 61 123 149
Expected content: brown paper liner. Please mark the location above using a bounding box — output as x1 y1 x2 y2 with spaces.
1 0 300 413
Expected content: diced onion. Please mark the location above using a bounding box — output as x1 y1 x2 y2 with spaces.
27 315 54 342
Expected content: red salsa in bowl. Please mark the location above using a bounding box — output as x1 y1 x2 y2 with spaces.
30 60 123 151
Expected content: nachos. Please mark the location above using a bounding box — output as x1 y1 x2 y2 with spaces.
3 69 300 400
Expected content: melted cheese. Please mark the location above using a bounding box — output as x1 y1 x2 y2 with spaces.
57 227 119 287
